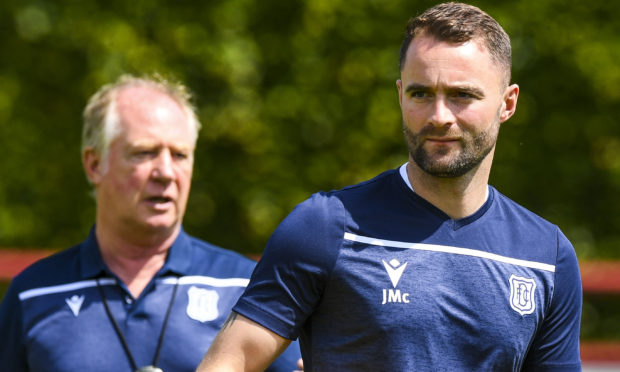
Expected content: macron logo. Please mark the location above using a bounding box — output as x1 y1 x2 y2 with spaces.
382 259 408 288
381 259 411 305
65 295 85 316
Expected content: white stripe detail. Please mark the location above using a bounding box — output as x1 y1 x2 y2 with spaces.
19 275 250 302
344 232 556 273
160 275 249 287
18 278 116 301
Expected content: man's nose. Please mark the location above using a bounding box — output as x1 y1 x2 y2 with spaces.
428 97 456 127
151 150 175 181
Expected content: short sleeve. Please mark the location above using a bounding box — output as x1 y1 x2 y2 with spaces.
0 281 29 372
523 228 582 371
233 192 345 339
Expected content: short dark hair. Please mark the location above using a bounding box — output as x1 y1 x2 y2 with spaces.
399 2 512 85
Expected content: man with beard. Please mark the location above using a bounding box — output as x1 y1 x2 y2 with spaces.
197 3 582 371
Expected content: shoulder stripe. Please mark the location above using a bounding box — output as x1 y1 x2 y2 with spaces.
18 275 250 301
160 276 249 287
344 232 556 272
18 278 116 301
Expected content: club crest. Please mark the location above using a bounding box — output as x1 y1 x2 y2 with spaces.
509 274 536 315
186 286 219 322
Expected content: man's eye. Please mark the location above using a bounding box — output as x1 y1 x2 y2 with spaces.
133 150 156 158
173 152 188 160
454 92 475 99
411 91 428 98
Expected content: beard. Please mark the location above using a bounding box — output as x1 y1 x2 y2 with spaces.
403 113 500 178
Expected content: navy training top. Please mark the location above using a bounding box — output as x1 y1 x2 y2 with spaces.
0 227 301 371
234 165 582 371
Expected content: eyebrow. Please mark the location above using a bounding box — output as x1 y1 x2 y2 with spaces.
405 83 485 98
404 83 430 93
129 141 193 152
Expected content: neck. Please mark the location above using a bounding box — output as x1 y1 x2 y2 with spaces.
95 223 180 298
406 155 492 220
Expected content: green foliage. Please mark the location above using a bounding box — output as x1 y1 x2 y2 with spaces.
582 295 620 340
0 0 619 259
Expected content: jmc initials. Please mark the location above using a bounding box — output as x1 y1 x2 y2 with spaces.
381 289 410 304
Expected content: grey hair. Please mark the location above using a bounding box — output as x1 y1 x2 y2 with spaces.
81 74 201 169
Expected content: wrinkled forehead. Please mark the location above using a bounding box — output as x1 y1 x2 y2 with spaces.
116 85 187 119
409 33 491 61
405 35 507 88
113 86 195 146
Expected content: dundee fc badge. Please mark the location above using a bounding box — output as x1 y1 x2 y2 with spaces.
509 274 536 315
186 286 219 322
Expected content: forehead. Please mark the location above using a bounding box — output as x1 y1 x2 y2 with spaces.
114 85 194 146
402 35 503 87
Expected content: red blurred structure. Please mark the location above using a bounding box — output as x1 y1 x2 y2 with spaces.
580 261 620 294
0 249 56 279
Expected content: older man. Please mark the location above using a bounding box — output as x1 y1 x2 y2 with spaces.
198 3 582 371
0 75 300 372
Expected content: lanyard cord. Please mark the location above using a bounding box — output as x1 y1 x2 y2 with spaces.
152 278 179 367
97 277 179 371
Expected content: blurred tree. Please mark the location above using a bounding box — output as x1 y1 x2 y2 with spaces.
0 0 618 261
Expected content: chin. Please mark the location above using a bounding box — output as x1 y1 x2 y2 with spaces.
142 216 180 232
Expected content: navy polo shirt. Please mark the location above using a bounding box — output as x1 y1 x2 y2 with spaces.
0 227 300 372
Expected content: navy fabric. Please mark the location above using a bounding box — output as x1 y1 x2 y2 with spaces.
0 227 300 372
234 167 582 371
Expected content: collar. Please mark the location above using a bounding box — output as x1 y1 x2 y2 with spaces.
79 226 194 279
399 163 414 192
399 162 490 202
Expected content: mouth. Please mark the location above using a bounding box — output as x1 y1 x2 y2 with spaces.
426 137 460 144
145 196 174 204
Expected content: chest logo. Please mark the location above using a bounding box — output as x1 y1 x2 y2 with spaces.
186 286 219 322
382 259 408 287
381 259 410 305
65 294 85 317
509 274 537 315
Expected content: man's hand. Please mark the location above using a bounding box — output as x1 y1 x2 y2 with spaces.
293 358 304 372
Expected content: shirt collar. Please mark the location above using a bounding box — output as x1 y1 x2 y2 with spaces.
162 228 193 275
79 226 194 279
399 162 490 201
79 226 108 279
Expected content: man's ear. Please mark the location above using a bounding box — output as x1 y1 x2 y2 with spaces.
83 148 103 185
396 79 403 108
499 84 519 123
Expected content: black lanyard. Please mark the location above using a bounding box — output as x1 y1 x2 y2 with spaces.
97 277 179 372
